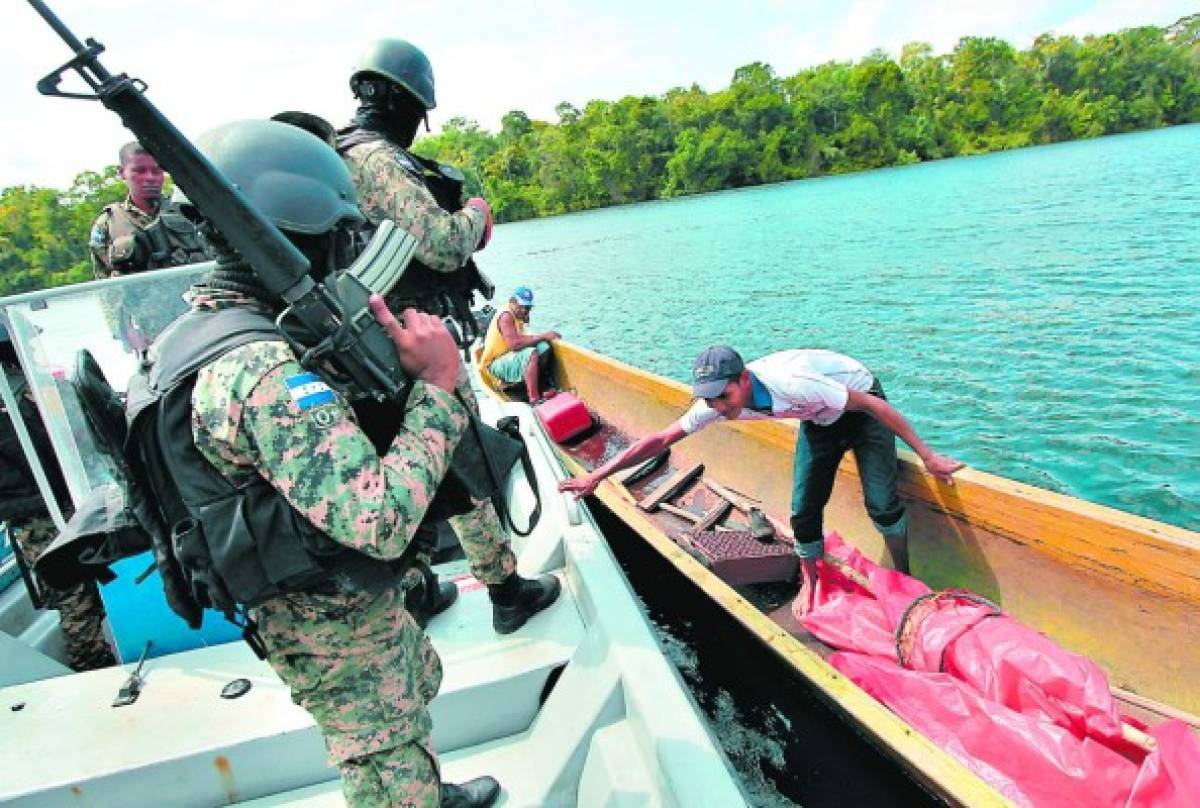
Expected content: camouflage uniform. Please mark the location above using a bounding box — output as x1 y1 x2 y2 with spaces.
343 142 516 586
9 515 116 672
343 142 486 273
189 289 467 807
89 196 208 349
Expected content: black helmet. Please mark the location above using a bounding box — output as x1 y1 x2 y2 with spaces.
179 120 364 235
351 39 436 110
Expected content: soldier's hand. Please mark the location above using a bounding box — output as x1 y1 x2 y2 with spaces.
369 295 461 392
465 197 493 250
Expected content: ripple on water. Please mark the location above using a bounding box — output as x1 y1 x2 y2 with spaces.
486 125 1200 531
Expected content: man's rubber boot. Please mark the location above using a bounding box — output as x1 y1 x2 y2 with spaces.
405 562 459 629
488 572 562 635
441 776 501 807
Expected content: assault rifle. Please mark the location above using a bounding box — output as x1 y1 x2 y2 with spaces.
29 0 529 530
27 0 415 404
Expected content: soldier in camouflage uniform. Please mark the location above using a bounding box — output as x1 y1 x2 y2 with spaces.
338 40 559 634
8 516 115 671
1 334 115 672
89 142 210 351
177 121 498 808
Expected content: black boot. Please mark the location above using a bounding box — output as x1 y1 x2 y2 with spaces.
441 775 500 807
487 572 562 635
405 562 459 629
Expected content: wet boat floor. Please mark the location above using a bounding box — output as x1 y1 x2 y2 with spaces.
560 420 947 804
564 421 829 658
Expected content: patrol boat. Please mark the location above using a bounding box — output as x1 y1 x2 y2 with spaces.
0 267 749 806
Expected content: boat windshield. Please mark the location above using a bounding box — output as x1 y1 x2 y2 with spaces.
0 264 211 521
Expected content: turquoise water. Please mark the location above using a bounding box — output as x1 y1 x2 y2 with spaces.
483 124 1200 531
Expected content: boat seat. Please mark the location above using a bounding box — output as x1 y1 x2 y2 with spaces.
0 569 580 807
231 627 681 808
0 630 70 687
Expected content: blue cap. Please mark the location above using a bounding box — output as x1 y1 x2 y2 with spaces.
512 286 534 307
691 345 744 398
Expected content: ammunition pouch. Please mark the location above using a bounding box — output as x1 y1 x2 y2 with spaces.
104 204 209 273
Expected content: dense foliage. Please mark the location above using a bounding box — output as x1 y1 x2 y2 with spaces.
3 18 1198 295
414 19 1200 219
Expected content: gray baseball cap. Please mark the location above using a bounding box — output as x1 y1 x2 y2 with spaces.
691 345 744 398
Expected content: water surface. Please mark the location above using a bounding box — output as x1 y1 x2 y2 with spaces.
485 124 1200 530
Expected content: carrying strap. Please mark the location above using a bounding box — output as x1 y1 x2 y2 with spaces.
486 414 541 538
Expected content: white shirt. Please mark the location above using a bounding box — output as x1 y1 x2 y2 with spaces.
678 349 875 434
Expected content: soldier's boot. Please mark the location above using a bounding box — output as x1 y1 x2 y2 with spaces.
441 776 500 807
487 572 562 635
405 562 459 629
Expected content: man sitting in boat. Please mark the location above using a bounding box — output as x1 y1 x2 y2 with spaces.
477 286 561 403
559 345 963 613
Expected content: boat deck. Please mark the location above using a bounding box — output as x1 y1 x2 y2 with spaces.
2 561 580 806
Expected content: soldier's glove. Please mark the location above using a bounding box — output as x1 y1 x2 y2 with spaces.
465 197 493 250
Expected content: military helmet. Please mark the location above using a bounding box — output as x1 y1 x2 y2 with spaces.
181 120 364 235
351 39 436 110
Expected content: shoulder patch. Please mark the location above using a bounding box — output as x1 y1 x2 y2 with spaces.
286 371 337 411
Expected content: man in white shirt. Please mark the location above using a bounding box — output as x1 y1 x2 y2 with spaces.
559 345 963 613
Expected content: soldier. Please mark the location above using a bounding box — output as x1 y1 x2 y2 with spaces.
88 142 210 350
1 325 115 672
158 121 499 807
337 39 559 633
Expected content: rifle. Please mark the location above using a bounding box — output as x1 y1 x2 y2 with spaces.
27 0 413 405
28 0 525 525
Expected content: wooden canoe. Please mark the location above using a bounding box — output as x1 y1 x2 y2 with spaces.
481 340 1200 805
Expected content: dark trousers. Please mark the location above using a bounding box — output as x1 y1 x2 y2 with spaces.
789 382 906 549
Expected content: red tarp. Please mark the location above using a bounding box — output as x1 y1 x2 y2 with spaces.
797 533 1200 807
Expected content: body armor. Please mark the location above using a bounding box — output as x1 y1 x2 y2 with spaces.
100 202 209 273
337 128 494 345
125 307 396 623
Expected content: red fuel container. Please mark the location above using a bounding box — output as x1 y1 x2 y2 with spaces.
535 393 592 443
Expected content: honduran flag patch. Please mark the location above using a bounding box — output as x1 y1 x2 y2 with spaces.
286 372 336 411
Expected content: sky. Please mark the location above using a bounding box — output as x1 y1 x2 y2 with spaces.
2 0 1195 189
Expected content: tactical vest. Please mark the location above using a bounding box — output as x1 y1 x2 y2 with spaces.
0 366 70 523
124 306 395 624
336 128 494 345
102 202 210 273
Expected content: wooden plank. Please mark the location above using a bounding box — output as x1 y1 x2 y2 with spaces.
613 449 671 486
703 477 759 514
1113 687 1200 730
659 502 735 532
694 500 732 532
638 461 704 512
659 502 701 522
